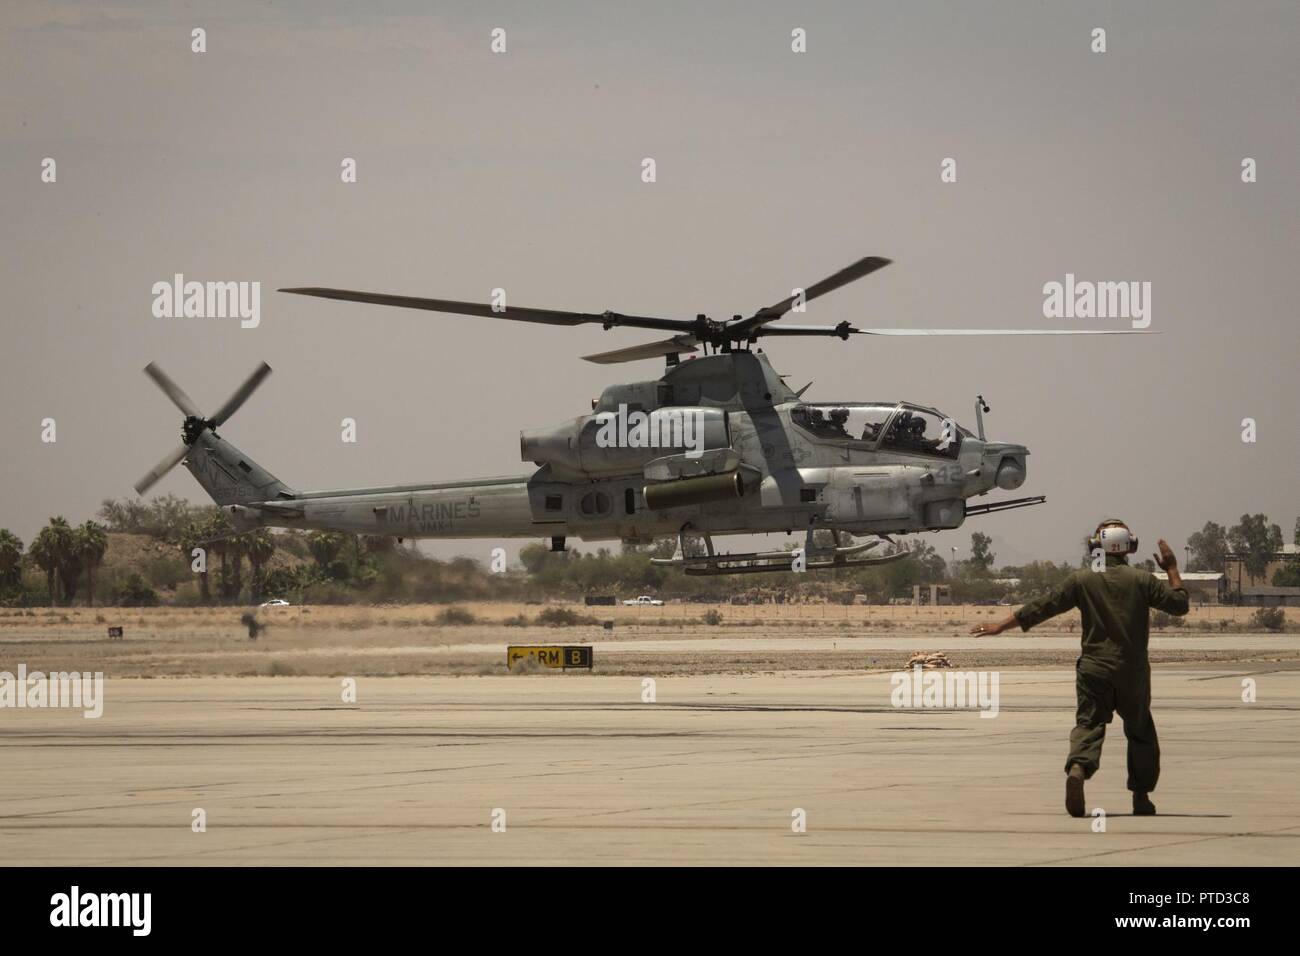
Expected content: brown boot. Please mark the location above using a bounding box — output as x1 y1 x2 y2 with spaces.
1065 764 1086 818
1133 792 1157 816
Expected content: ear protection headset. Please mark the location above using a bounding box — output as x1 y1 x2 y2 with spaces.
1088 518 1139 555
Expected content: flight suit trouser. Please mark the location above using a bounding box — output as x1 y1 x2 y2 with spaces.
1064 656 1160 794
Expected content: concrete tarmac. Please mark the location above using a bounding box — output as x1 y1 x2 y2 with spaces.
1 668 1297 865
425 633 1300 654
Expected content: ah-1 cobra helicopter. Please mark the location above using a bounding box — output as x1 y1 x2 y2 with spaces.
133 256 1144 574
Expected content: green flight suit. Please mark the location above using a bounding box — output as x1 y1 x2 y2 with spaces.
1014 555 1189 793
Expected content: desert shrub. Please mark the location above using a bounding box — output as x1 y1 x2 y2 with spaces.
1250 607 1286 632
436 606 476 625
536 606 594 627
702 609 723 626
115 574 158 607
503 614 531 627
266 660 296 676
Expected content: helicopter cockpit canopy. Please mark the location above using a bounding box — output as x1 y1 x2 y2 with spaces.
790 402 972 460
792 403 894 443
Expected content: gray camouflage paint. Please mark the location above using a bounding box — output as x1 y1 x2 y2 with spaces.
184 351 1028 545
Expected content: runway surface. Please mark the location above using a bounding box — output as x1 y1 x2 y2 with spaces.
386 634 1300 654
2 668 1297 865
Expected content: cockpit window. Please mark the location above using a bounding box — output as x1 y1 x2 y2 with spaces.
880 405 961 459
791 404 897 444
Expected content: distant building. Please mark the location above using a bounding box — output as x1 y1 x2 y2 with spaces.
912 583 951 607
1240 586 1300 608
1154 571 1224 605
1223 543 1299 598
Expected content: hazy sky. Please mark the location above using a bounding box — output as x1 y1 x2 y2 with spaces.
2 1 1297 567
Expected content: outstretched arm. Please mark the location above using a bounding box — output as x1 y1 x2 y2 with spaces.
972 575 1079 636
971 613 1019 636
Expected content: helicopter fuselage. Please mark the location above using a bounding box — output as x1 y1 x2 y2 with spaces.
205 351 1030 549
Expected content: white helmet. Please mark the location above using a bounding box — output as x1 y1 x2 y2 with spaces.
1091 519 1139 555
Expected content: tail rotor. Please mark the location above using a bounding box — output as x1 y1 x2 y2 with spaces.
133 361 273 495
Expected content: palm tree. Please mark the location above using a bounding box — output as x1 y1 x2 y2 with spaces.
179 520 212 603
243 530 277 604
306 530 346 569
77 521 108 606
0 530 23 591
47 516 82 605
29 521 64 606
227 535 245 602
201 511 236 603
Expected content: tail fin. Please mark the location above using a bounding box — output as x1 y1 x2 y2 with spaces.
184 429 294 506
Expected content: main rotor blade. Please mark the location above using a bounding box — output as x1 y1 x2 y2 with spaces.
752 324 860 338
133 443 189 496
582 335 699 364
208 361 272 427
280 288 697 334
730 256 892 338
756 325 1156 337
850 328 1158 335
143 362 201 418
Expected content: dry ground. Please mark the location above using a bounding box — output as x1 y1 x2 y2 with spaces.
0 602 1294 677
1 671 1296 866
2 604 1297 865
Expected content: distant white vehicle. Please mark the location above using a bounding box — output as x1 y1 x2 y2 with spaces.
260 598 291 607
623 595 664 607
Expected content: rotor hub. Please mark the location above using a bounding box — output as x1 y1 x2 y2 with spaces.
182 415 211 446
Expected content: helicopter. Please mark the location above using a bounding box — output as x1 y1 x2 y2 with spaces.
133 256 1147 574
